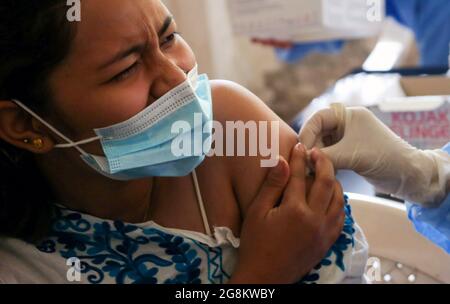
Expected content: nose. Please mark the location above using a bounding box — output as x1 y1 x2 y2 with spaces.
150 58 188 99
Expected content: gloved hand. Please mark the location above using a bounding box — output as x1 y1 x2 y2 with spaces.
299 103 450 206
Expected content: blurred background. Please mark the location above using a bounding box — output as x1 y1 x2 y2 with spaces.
163 0 420 123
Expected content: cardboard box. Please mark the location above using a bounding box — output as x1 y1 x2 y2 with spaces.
369 76 450 150
227 0 385 42
400 76 450 96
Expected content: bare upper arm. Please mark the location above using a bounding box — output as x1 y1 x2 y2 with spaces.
210 80 298 218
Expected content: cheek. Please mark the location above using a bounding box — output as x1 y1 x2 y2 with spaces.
50 76 150 134
91 77 150 127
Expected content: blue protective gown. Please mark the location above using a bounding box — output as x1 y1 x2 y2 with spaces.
406 143 450 253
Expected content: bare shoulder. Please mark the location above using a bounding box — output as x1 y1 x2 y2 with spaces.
210 80 274 124
209 80 298 217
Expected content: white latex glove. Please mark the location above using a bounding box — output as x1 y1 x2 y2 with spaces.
299 103 450 206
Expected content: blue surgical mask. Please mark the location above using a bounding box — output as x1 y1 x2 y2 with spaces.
13 66 213 180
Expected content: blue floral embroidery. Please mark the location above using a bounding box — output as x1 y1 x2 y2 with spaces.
36 194 357 284
36 208 203 284
298 195 356 284
193 241 232 284
143 229 202 284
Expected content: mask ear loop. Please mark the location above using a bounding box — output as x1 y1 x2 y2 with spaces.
11 99 101 156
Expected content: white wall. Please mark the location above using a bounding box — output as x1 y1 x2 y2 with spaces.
162 0 282 90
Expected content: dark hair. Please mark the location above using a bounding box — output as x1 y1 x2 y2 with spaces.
0 0 76 243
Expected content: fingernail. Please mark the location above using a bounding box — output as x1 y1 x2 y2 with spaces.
311 148 320 162
296 143 306 153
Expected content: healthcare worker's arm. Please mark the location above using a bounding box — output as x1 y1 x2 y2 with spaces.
259 0 450 66
298 104 450 206
387 0 450 67
274 41 345 64
406 144 450 253
299 105 450 253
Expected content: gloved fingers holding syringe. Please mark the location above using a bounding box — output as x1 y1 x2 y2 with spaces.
298 103 450 207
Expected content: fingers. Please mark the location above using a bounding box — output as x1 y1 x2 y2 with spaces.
319 145 340 170
326 181 345 216
298 108 340 149
283 143 307 209
250 156 290 215
307 148 336 213
330 209 346 245
324 182 346 244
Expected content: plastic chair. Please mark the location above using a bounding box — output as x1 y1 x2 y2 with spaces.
348 193 450 284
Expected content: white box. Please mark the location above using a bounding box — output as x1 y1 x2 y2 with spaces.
227 0 385 42
303 74 450 150
369 76 450 150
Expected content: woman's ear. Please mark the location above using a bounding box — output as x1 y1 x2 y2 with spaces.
0 100 56 154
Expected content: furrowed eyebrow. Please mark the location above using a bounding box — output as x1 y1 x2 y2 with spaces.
98 15 174 71
98 44 146 71
158 15 173 36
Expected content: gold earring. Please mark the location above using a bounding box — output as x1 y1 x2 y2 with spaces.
32 138 44 149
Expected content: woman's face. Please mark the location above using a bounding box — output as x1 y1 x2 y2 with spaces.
46 0 196 155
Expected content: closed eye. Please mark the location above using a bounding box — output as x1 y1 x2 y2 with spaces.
161 32 181 46
107 32 180 84
110 61 141 83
